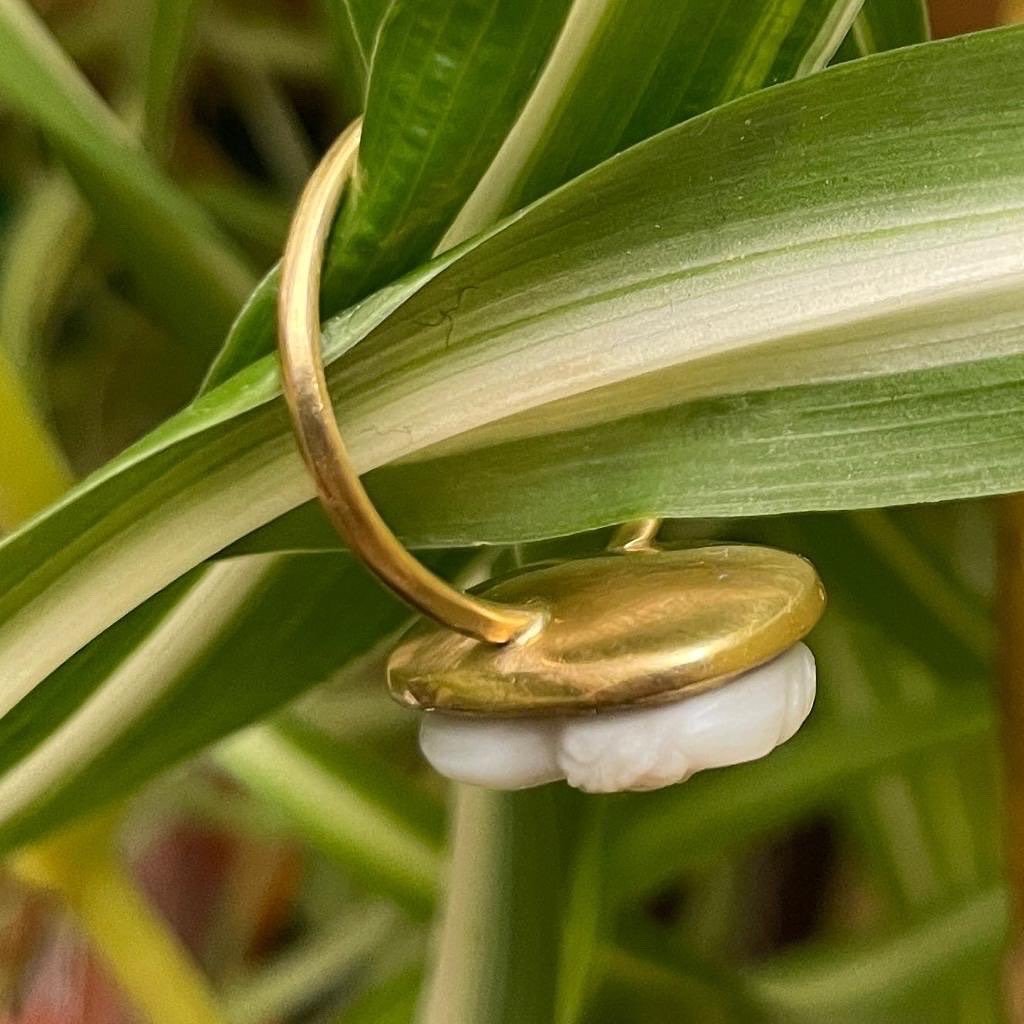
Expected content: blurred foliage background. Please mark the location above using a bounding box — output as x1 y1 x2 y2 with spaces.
1 0 1023 1022
0 0 338 475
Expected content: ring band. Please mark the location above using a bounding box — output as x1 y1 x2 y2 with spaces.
276 119 543 644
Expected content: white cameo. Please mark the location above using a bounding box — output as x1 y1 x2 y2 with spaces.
418 643 816 793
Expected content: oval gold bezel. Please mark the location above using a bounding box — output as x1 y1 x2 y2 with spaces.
387 544 825 716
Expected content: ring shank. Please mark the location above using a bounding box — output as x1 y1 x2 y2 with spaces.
276 120 542 645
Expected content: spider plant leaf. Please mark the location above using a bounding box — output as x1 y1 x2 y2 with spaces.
0 0 210 391
0 0 255 354
846 0 930 57
319 0 391 119
603 886 1006 1021
0 551 455 856
417 786 564 1024
216 719 444 920
812 611 998 916
221 905 407 1024
747 886 1005 1019
1 27 1023 797
555 800 610 1024
742 510 992 681
188 180 292 258
199 8 330 85
205 0 570 387
222 728 596 1024
0 174 91 378
450 0 864 234
234 24 1024 552
139 0 203 156
210 0 857 384
219 720 443 919
292 781 566 1024
321 0 572 311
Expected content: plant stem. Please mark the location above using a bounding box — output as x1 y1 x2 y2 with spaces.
417 786 562 1024
556 799 607 1024
10 813 227 1024
996 494 1024 1020
0 347 73 530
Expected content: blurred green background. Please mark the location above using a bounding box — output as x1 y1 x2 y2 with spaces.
0 1 1021 1022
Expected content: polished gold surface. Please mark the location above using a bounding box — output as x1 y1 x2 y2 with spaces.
278 126 827 714
388 544 826 715
276 119 541 644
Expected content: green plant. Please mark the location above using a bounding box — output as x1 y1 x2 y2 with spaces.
0 0 1019 1020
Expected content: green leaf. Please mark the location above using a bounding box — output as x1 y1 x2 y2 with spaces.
448 0 862 235
204 0 569 387
556 800 610 1024
209 0 853 386
770 514 1001 1020
0 0 210 401
201 8 330 85
747 510 992 681
322 0 571 310
810 610 998 914
2 28 1024 782
0 173 91 379
319 0 390 119
189 180 291 259
749 887 1005 1019
239 24 1024 548
602 886 1006 1021
0 553 426 853
140 0 203 156
216 719 443 920
225 66 315 193
0 0 255 354
221 735 587 1024
845 0 929 58
594 946 741 1024
224 906 405 1024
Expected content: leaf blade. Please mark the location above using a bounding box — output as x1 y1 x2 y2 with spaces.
447 0 862 237
205 0 569 386
319 0 389 118
323 0 571 308
1 27 1023 771
0 550 439 852
0 0 255 352
216 720 442 920
849 0 930 56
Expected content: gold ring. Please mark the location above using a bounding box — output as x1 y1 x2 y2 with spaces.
278 124 826 719
276 117 543 645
